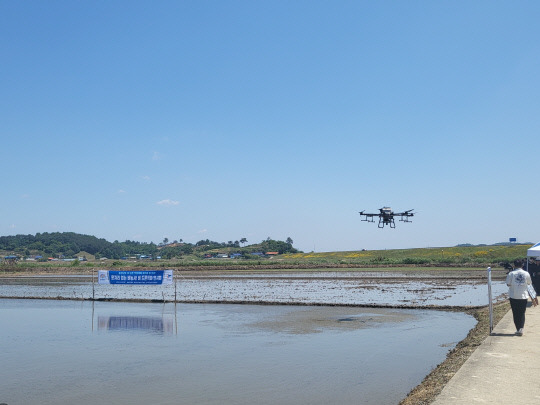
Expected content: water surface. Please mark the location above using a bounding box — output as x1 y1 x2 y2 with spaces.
0 299 476 405
0 274 507 306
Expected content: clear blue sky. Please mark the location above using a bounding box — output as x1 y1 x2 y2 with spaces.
2 1 539 253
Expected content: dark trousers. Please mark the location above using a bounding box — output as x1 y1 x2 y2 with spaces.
510 298 528 330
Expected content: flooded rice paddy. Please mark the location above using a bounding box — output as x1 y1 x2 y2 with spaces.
0 271 506 404
1 299 476 405
0 271 508 307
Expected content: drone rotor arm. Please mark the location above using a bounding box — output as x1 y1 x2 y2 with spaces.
359 212 376 223
395 209 414 222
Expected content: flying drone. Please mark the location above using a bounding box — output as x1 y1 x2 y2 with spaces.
359 207 414 228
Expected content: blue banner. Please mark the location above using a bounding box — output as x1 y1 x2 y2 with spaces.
98 270 173 285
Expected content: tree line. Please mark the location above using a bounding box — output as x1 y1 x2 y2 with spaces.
0 232 299 260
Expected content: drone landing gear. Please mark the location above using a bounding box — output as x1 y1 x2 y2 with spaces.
378 219 396 228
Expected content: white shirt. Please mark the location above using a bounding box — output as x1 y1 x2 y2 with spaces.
506 268 532 299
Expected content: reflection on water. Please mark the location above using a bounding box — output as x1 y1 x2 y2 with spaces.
0 299 476 405
97 315 175 334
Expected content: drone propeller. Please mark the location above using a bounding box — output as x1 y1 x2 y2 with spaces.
398 209 414 222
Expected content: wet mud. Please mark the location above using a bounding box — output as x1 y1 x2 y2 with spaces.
0 268 507 309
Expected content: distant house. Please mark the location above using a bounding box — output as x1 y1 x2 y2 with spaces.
265 252 279 256
3 255 19 265
24 255 41 261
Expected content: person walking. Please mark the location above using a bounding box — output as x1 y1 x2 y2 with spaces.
506 259 533 336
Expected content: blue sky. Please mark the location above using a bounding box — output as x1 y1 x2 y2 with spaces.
2 1 539 253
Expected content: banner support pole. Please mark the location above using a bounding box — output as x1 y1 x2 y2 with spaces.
487 266 493 334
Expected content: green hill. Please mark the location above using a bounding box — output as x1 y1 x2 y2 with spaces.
0 232 533 268
282 244 530 266
0 232 298 261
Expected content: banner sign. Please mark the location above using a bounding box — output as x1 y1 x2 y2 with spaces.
98 270 173 285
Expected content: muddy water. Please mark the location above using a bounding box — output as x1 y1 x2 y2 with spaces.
0 299 475 405
0 273 507 306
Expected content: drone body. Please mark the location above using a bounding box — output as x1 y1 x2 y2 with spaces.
359 207 414 228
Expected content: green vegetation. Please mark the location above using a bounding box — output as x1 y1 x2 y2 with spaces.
0 232 157 260
0 232 298 261
0 232 532 271
282 244 529 267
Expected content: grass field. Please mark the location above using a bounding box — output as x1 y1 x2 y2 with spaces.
282 244 529 266
1 243 531 271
